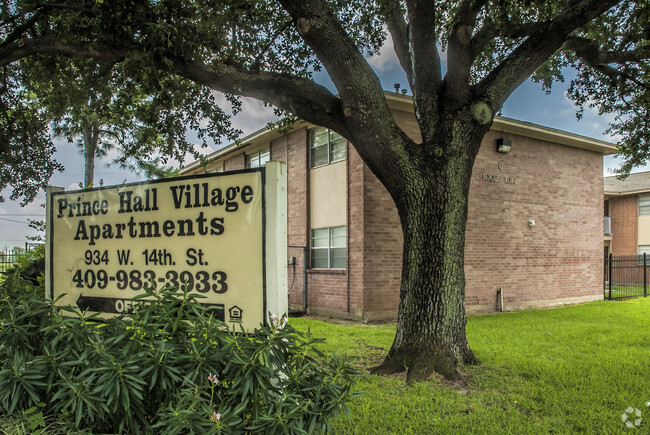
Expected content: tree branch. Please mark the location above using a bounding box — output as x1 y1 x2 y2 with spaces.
565 37 650 89
167 60 351 137
278 0 413 187
564 36 650 71
475 0 623 113
277 0 389 111
470 21 551 62
0 10 42 48
404 0 444 142
252 20 294 71
444 0 487 108
383 0 413 87
0 37 122 68
0 36 351 136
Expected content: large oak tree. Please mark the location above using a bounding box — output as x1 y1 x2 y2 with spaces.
1 0 648 380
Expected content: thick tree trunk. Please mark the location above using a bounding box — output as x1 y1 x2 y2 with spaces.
82 122 98 188
371 121 486 382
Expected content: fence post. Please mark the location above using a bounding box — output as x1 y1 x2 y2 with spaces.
643 252 648 297
608 253 613 300
646 253 648 298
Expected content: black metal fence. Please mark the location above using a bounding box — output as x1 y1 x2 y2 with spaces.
0 248 21 272
604 254 650 300
0 243 43 272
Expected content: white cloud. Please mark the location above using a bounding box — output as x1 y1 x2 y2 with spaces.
232 98 278 134
209 92 278 136
367 32 400 73
192 143 215 156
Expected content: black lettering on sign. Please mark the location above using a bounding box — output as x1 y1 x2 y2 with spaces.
75 294 224 320
186 248 207 266
169 183 254 212
116 250 131 265
118 189 158 214
57 197 109 218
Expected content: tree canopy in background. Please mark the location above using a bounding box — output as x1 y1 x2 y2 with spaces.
1 4 246 200
1 0 648 380
20 56 226 187
0 60 62 205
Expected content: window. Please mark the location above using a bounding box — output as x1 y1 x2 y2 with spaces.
246 147 270 168
309 127 345 168
310 226 346 269
639 196 650 216
638 246 650 264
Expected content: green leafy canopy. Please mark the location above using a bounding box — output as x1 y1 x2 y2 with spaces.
0 1 647 200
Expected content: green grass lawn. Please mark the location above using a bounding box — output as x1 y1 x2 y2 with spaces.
291 298 650 434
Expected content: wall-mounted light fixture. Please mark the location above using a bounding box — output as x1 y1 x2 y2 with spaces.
497 138 512 154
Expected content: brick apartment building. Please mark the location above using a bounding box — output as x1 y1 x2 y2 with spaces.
183 92 616 321
604 171 650 258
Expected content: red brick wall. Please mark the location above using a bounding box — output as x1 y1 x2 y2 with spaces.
220 116 604 318
464 130 603 309
356 128 603 317
307 269 348 314
610 196 638 256
362 164 402 316
347 146 366 317
224 153 245 171
270 136 286 163
185 111 605 318
285 129 308 247
278 129 310 308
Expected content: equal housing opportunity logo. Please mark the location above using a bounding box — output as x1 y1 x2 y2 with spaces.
622 402 650 429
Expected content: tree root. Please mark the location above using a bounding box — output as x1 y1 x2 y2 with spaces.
462 348 481 366
370 348 464 382
369 354 406 376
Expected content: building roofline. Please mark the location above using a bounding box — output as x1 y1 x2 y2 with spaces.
604 189 650 196
183 123 289 173
384 92 617 154
183 92 617 173
604 171 650 195
492 116 616 154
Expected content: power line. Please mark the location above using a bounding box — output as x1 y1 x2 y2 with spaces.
0 217 31 224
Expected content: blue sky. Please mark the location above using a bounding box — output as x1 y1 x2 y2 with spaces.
0 42 627 249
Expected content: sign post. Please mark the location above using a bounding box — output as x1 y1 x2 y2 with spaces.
46 163 287 331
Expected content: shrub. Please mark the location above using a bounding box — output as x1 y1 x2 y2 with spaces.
0 250 360 433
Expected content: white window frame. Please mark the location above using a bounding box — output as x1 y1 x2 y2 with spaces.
639 196 650 216
638 246 650 264
309 127 346 169
310 226 346 269
246 146 270 168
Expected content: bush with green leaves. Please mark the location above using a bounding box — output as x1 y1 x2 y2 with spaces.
0 251 360 433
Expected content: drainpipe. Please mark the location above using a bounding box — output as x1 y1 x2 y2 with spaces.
497 287 504 312
346 139 351 314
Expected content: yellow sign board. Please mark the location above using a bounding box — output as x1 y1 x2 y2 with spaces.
48 169 268 331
